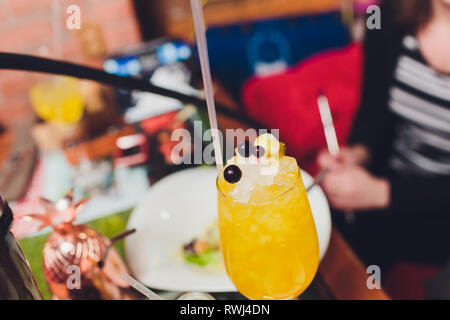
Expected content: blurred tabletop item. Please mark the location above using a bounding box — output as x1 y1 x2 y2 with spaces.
30 77 84 125
0 196 42 300
31 79 122 153
15 191 137 300
63 126 136 166
0 121 37 201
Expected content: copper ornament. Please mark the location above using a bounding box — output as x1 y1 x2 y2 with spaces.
20 191 137 300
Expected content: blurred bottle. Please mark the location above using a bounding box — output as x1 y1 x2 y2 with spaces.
30 77 84 125
0 195 42 300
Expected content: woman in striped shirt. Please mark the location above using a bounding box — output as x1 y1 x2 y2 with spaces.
318 0 450 269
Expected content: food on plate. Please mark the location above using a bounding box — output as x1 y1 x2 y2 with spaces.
182 221 221 267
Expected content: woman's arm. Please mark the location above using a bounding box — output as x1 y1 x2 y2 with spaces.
321 165 450 217
322 3 450 217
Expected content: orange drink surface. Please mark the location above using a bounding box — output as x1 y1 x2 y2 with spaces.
217 134 319 300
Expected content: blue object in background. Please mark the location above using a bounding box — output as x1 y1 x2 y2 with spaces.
156 42 193 66
104 41 192 77
104 55 142 77
103 40 194 112
205 11 351 100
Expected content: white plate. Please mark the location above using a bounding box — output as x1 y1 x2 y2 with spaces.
125 167 331 292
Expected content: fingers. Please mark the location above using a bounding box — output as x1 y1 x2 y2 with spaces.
320 165 375 211
321 170 343 197
317 147 358 171
336 150 353 164
320 168 353 210
317 150 339 170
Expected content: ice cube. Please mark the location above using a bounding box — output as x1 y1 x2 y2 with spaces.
222 152 298 203
274 157 298 187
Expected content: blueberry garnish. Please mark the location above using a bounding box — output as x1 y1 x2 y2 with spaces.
223 165 242 184
253 145 265 158
236 141 254 158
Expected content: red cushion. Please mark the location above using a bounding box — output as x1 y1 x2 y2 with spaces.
242 43 363 174
384 262 440 300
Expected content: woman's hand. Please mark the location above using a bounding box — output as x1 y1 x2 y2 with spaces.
321 165 391 211
317 144 370 170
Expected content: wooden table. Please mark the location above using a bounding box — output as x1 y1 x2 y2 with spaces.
319 229 389 299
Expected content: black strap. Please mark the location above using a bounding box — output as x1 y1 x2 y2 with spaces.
0 52 262 129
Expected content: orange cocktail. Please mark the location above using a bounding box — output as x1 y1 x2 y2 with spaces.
217 134 319 300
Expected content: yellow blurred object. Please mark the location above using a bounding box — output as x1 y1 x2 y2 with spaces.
30 77 84 125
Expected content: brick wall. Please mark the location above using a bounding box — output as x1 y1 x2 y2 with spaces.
0 0 142 125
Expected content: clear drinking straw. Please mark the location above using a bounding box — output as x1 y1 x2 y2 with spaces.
120 273 164 300
190 0 223 170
